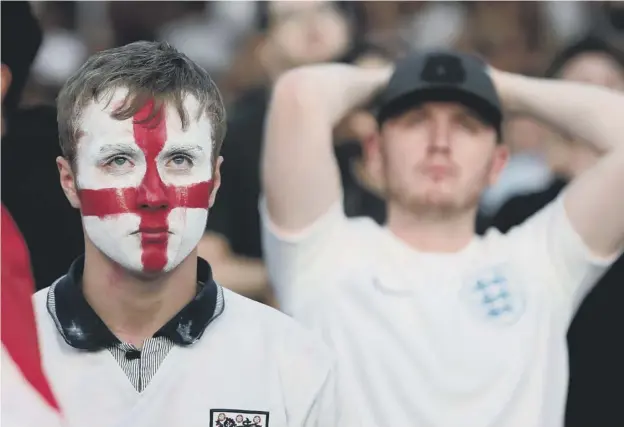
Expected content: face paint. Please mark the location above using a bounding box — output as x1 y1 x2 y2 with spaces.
75 89 214 274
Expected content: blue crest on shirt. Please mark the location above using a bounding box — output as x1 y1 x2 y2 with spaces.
461 265 526 325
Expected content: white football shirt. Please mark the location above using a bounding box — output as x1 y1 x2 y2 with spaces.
33 285 358 427
261 194 618 427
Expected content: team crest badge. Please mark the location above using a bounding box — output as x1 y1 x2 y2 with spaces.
210 409 269 427
460 264 526 326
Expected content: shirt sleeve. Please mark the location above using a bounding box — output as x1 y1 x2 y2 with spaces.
276 324 364 427
506 193 621 313
259 197 355 313
303 360 364 427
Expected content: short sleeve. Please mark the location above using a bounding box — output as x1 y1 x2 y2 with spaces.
302 360 365 427
506 193 620 312
275 323 364 427
259 198 354 313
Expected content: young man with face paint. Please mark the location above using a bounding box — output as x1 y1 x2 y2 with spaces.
32 41 358 427
261 50 624 426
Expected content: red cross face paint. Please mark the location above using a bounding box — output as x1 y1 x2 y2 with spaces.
75 89 214 275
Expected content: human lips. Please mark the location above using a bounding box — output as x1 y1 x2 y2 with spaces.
421 163 455 180
133 227 170 242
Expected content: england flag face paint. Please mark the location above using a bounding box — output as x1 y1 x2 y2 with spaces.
75 89 214 275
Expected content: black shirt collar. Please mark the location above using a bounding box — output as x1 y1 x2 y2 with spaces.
47 256 224 351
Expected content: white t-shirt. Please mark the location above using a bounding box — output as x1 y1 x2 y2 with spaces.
32 287 358 427
260 195 617 427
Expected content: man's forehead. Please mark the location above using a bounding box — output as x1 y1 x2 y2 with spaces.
79 87 212 139
271 0 330 17
405 101 479 116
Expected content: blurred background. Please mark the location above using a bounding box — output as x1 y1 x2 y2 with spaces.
2 2 624 426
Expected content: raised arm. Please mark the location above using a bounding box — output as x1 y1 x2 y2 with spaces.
261 65 392 231
493 70 624 258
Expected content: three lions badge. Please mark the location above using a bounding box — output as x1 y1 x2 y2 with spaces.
210 409 269 427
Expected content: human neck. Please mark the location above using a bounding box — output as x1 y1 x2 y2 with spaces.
386 202 477 253
82 244 198 348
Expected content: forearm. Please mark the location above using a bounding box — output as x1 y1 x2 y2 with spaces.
496 71 624 152
262 64 391 230
277 64 392 127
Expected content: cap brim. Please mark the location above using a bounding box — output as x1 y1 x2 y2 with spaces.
376 85 502 132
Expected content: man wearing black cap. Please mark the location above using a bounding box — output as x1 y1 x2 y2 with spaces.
260 50 624 426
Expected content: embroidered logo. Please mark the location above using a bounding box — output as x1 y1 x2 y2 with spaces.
421 53 467 84
210 409 269 427
460 265 525 325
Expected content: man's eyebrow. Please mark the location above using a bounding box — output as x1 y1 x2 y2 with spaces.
97 143 140 155
160 144 205 154
454 108 486 123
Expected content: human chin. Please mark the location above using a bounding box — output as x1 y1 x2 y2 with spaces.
84 209 207 275
414 183 457 208
83 213 145 273
163 207 208 271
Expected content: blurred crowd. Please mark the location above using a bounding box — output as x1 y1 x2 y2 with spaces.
2 1 624 426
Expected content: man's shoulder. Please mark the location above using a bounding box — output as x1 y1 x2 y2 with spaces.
217 291 338 407
342 214 387 244
33 278 64 319
220 288 327 339
219 289 334 365
32 286 52 321
491 179 567 233
32 286 49 305
476 199 567 271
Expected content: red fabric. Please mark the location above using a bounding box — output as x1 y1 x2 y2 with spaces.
1 204 60 411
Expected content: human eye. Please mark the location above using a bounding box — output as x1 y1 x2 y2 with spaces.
104 155 135 172
456 113 482 133
401 109 427 126
166 153 195 170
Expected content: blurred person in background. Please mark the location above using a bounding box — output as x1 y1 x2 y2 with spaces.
1 3 65 425
595 1 624 47
158 1 258 86
34 40 354 427
198 0 361 303
261 48 624 426
2 207 64 427
492 35 624 232
457 1 557 219
489 35 624 427
1 1 84 290
457 1 556 75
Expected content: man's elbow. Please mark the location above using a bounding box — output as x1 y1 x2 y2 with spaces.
271 68 322 111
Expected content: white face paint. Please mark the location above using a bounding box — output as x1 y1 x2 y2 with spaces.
76 88 214 275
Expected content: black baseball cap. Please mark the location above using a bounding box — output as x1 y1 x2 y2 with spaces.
376 50 503 141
